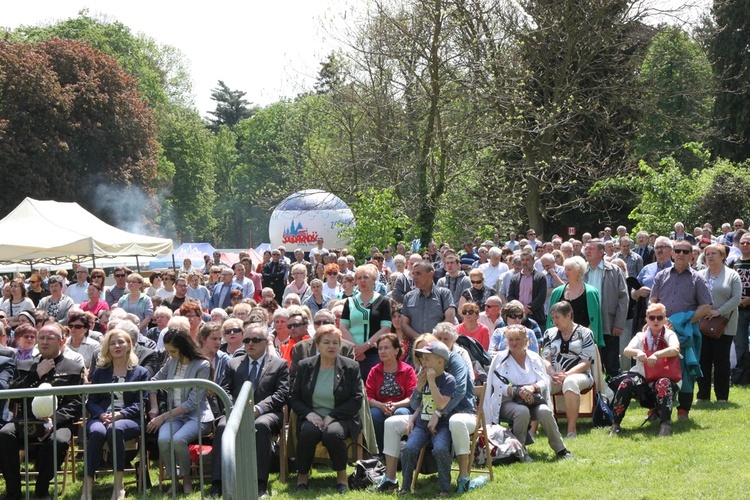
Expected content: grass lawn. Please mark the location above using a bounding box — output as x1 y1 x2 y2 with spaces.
6 386 750 498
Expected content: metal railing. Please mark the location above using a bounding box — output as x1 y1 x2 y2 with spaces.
0 379 248 500
221 380 257 499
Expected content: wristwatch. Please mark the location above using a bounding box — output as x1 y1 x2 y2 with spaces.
434 410 442 418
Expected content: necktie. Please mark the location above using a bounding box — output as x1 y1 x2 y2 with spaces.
250 360 259 388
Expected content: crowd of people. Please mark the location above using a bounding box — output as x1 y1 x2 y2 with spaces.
0 219 747 497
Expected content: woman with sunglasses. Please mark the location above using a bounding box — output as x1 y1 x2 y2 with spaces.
220 318 246 357
489 300 539 355
610 302 680 437
457 302 490 350
322 263 342 300
457 269 496 319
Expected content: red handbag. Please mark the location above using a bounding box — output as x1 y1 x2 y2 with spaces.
643 329 682 383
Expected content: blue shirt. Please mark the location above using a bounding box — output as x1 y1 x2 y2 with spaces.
637 260 673 289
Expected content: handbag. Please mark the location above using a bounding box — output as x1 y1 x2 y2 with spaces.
592 392 614 428
642 330 682 383
699 314 730 339
348 458 386 490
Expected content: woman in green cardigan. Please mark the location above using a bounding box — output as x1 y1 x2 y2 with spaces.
547 256 604 348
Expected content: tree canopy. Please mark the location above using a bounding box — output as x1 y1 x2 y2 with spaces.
0 38 159 219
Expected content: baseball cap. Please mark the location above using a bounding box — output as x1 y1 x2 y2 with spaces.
415 341 451 361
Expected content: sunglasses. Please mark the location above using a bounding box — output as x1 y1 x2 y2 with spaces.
648 315 665 321
114 274 126 278
288 322 305 329
242 337 266 344
470 280 483 284
69 324 87 330
224 328 242 335
506 313 523 320
462 310 476 316
673 248 691 255
314 320 333 326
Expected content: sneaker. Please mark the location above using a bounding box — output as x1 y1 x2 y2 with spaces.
566 432 578 439
609 423 620 436
556 449 574 460
375 477 399 492
456 476 471 494
521 453 533 463
437 491 450 498
677 409 689 421
658 423 671 437
398 488 411 496
336 483 348 495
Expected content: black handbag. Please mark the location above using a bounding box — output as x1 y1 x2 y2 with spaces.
348 458 386 490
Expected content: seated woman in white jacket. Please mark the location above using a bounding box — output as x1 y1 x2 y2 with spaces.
484 324 573 462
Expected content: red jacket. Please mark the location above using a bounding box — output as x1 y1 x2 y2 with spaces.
365 360 418 404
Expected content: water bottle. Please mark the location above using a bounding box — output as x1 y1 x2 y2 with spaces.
468 475 490 490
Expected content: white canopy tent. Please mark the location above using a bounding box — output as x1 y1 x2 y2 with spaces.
0 198 173 269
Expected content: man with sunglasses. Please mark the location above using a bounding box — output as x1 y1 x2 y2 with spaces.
650 239 712 420
278 308 311 366
105 267 131 306
211 323 289 498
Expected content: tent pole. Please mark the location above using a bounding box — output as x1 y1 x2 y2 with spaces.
136 256 141 273
92 254 97 269
172 254 176 271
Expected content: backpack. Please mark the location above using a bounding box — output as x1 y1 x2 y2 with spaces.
456 334 492 369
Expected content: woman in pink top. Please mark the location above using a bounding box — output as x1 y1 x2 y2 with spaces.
457 301 490 350
81 282 110 317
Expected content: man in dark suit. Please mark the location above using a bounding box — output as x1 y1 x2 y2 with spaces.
507 250 548 327
262 250 288 303
0 323 84 500
289 310 355 388
210 323 289 498
635 231 655 266
210 268 243 310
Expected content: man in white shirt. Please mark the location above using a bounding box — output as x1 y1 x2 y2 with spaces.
479 247 509 290
382 247 397 273
66 266 89 304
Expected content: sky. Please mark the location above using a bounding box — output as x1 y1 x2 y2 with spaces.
3 1 710 118
2 1 348 116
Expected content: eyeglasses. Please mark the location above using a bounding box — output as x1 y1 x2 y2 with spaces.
242 337 266 344
470 280 483 284
314 320 333 326
69 324 86 330
288 322 305 329
29 280 39 284
740 242 750 245
654 245 670 250
673 248 691 255
648 315 665 321
506 313 523 320
114 274 126 278
462 310 476 316
224 328 242 335
22 334 37 340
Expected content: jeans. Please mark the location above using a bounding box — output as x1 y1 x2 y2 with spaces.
158 415 212 479
400 422 452 492
370 406 410 454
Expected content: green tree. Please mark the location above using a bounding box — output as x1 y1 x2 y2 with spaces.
342 188 409 260
158 105 217 241
207 80 255 132
636 26 714 165
8 10 193 108
0 39 159 219
708 0 750 161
